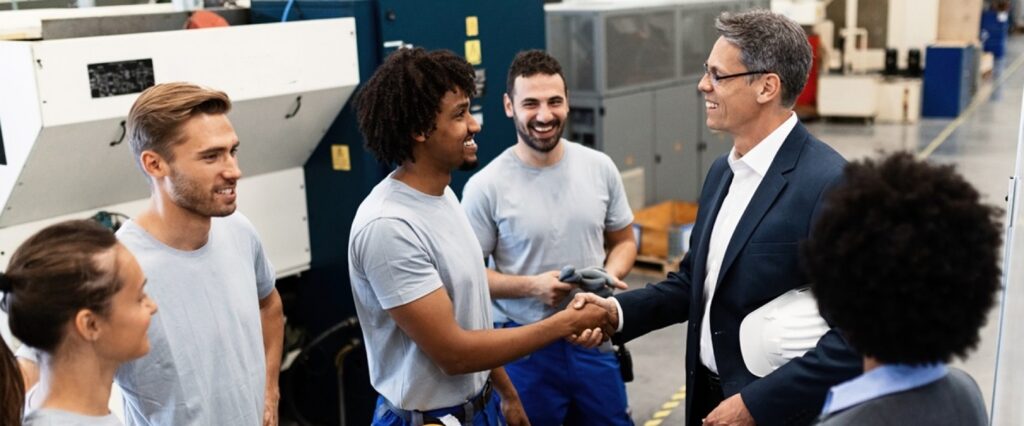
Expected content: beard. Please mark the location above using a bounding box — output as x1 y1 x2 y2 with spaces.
168 167 236 218
514 114 565 153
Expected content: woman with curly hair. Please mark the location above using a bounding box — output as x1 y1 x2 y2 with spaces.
804 152 1000 425
1 220 157 425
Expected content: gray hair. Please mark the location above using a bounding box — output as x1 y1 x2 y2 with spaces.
715 9 811 107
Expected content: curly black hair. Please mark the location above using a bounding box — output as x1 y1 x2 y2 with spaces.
506 49 565 99
356 48 477 166
803 152 1003 365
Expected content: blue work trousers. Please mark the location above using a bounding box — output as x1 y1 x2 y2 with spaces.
501 322 633 425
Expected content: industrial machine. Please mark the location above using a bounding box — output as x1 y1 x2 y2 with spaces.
0 5 359 277
794 0 938 121
0 3 366 424
545 0 766 207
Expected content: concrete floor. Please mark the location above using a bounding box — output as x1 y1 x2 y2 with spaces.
623 36 1024 425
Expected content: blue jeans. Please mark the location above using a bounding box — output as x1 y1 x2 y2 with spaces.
372 391 504 426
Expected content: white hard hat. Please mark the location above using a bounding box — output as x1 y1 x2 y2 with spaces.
739 287 830 377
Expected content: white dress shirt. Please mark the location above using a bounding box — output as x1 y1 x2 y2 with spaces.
699 113 797 373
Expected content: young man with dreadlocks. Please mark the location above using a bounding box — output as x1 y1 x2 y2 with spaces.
348 48 612 426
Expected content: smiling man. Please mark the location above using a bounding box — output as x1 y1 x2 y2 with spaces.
572 10 862 426
15 84 285 426
461 50 636 425
120 82 283 425
348 48 612 426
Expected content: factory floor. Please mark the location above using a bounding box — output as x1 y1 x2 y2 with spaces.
623 35 1024 425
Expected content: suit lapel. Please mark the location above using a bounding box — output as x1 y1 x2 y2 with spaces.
693 167 733 302
715 123 808 286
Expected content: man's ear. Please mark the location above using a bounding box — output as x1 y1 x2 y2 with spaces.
503 93 514 118
140 150 168 178
411 132 427 143
756 74 783 105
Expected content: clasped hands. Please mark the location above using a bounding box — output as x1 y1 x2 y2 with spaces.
560 292 619 347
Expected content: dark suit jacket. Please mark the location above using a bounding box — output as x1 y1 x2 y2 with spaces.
615 122 862 425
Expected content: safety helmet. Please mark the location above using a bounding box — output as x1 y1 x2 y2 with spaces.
739 287 830 377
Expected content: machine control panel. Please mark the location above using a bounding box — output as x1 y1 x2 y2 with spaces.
87 58 155 98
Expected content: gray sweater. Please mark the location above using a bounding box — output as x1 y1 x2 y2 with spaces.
816 368 987 426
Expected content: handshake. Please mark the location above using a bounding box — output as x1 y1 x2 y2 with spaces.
561 292 620 348
529 265 625 347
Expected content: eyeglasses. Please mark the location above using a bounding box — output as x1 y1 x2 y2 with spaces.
703 62 773 86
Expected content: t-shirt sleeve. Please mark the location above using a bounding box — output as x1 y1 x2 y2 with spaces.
602 155 634 231
253 235 276 300
461 177 498 259
351 218 443 310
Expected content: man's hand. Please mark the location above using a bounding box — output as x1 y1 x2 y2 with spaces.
500 394 531 426
529 270 573 306
609 275 629 291
263 389 280 426
564 293 618 348
703 393 755 426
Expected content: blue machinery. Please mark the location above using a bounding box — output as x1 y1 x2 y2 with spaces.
249 1 546 423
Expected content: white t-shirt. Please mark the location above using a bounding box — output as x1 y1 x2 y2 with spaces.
348 174 491 410
462 141 634 324
114 213 275 426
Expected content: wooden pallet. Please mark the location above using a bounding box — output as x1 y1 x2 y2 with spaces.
633 254 683 275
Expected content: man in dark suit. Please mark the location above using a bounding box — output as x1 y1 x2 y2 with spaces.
571 10 861 426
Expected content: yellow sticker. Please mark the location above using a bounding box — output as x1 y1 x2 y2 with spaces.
331 145 351 171
466 16 479 37
465 39 482 65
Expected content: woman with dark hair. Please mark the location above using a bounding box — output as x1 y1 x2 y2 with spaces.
804 153 1000 425
0 220 158 425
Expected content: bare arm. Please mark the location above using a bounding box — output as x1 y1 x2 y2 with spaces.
486 268 572 307
388 287 609 375
259 289 285 426
603 225 637 282
491 367 529 425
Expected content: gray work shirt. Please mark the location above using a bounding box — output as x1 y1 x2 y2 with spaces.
462 141 634 324
115 214 275 425
349 174 491 410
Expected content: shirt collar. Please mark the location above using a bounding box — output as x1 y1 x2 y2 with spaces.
727 112 798 177
820 363 949 416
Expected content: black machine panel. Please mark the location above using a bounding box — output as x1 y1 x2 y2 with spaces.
87 58 155 98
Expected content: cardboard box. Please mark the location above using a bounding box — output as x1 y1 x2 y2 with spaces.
633 201 698 259
937 0 982 43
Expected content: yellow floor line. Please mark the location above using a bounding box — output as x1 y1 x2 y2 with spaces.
645 386 686 424
918 52 1024 160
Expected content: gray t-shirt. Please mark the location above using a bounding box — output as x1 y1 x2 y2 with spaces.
114 213 275 426
349 174 491 411
23 408 123 426
462 141 634 324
